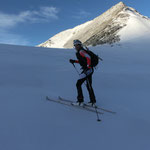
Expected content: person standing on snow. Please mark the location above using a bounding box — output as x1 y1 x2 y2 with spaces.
69 39 96 106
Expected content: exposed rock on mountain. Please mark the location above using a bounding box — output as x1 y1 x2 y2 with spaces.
38 2 150 48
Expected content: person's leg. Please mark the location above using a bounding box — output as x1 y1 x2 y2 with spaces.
86 73 96 103
76 77 86 102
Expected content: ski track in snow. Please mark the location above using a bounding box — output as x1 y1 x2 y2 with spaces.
0 42 150 150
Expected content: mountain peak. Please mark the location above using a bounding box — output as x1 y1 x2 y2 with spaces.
38 2 150 48
117 1 126 7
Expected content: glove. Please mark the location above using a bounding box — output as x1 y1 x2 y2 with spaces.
69 59 75 64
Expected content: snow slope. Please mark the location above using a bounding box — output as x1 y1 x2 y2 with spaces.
38 2 150 48
0 42 150 150
38 2 126 48
118 7 150 42
38 20 92 48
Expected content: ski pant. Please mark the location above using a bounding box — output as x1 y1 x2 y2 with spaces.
76 68 96 103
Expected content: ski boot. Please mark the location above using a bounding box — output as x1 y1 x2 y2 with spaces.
86 101 97 108
72 101 84 107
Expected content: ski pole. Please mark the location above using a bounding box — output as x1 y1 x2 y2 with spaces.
72 63 86 87
72 63 101 122
72 63 80 75
86 78 101 122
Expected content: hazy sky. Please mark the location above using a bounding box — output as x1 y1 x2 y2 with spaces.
0 0 150 46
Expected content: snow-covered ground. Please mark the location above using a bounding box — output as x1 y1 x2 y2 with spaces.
38 2 150 49
38 2 126 48
118 7 150 42
38 20 92 48
0 42 150 150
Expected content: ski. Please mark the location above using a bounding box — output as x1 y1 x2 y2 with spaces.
58 96 116 114
46 96 103 114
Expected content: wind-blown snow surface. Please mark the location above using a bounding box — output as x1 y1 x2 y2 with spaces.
0 43 150 150
118 7 150 42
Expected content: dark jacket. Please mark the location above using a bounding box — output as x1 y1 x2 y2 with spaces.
76 48 91 69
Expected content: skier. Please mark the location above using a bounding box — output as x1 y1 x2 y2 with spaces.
69 39 96 106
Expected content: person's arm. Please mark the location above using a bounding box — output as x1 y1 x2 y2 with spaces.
79 50 91 69
69 59 79 64
74 60 79 63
